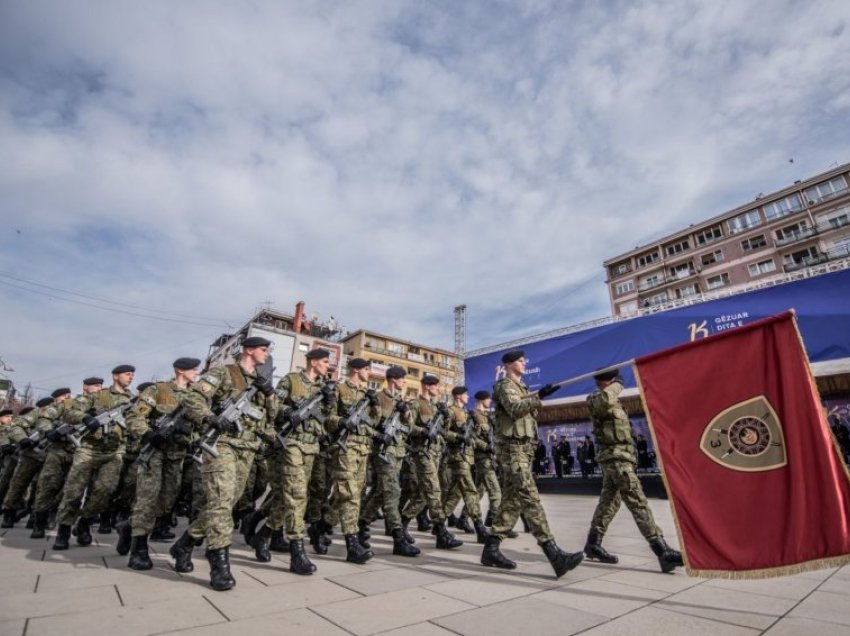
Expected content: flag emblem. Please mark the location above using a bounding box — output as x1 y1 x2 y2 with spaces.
700 396 786 471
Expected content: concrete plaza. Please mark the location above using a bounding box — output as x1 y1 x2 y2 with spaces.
1 494 848 636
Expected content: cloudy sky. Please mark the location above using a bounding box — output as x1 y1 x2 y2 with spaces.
1 0 849 395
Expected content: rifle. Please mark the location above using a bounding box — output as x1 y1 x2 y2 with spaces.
422 403 446 456
376 406 410 464
15 428 44 457
192 386 262 463
486 411 496 460
71 402 132 444
458 410 476 455
36 421 85 454
274 380 336 448
334 395 374 452
137 405 187 468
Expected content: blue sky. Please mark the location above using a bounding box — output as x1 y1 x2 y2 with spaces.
1 0 849 394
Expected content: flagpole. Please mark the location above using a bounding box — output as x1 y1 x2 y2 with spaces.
529 359 635 396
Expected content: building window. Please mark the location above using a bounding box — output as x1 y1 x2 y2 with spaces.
298 342 309 353
368 380 381 390
695 226 723 246
783 246 820 268
640 274 663 290
615 280 635 295
741 235 767 252
664 239 690 257
611 261 631 276
805 176 848 204
775 221 811 244
644 292 668 307
618 300 638 315
763 194 802 221
748 259 776 276
676 284 699 299
701 249 724 266
637 251 660 268
706 273 730 289
387 342 404 356
728 210 761 234
669 262 694 280
819 206 850 230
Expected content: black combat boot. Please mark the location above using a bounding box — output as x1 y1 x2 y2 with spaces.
357 519 371 549
128 535 153 570
435 522 463 550
97 511 113 534
345 533 374 564
170 531 197 573
116 521 133 556
391 528 420 557
456 513 474 534
649 537 684 573
52 524 71 550
446 513 459 528
249 525 272 562
521 513 531 533
416 510 432 531
289 538 317 575
484 509 495 527
474 519 489 545
400 517 416 544
480 534 516 569
584 529 618 564
30 511 49 539
206 547 234 591
384 517 393 536
307 522 328 555
25 514 35 529
1 510 15 528
269 528 290 552
149 516 175 542
240 509 261 545
540 540 584 579
74 517 93 546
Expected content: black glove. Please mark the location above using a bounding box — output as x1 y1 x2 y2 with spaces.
365 389 379 406
205 415 235 435
395 401 409 415
321 383 336 407
342 416 360 433
426 428 441 443
378 432 394 445
253 376 275 397
538 384 560 399
18 438 35 449
83 414 100 432
174 419 193 435
46 430 62 443
142 429 167 448
437 403 449 416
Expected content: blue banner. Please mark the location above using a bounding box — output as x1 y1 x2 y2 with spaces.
465 268 850 399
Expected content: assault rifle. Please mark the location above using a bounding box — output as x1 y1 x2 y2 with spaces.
137 405 187 468
486 412 496 460
422 403 447 456
15 428 44 457
36 421 85 454
192 386 262 463
71 402 132 445
376 405 410 464
458 410 476 455
334 395 374 452
274 380 336 448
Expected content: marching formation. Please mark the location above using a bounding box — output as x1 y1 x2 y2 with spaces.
0 337 683 591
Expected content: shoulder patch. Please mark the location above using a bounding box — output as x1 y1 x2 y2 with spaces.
45 407 59 419
141 394 157 408
199 374 221 387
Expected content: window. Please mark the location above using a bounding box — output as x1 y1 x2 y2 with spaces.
832 235 850 257
748 259 776 276
618 300 638 315
775 221 811 244
706 273 730 289
701 250 724 266
819 206 850 230
640 274 663 290
741 235 767 252
644 292 668 307
665 239 690 257
728 210 761 234
784 247 820 267
387 342 404 356
676 284 699 299
298 342 309 353
805 176 848 204
612 262 631 276
407 367 419 378
615 280 635 295
763 194 802 221
695 226 723 246
637 251 660 268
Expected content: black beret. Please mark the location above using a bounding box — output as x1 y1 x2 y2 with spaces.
36 397 54 408
19 406 35 415
474 390 491 400
501 350 525 364
594 369 621 383
83 377 104 386
136 382 155 393
386 365 407 380
112 364 136 374
173 357 201 370
0 408 14 417
451 386 468 396
242 336 272 348
306 348 331 361
348 358 370 370
421 374 439 386
51 388 71 399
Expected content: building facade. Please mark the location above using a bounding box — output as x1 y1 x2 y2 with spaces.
604 163 850 316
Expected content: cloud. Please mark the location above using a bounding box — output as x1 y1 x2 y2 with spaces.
1 0 849 392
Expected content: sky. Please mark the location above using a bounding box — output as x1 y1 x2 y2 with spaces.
1 0 849 395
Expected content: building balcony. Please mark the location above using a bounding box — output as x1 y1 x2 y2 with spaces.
637 278 665 292
774 226 818 248
363 344 456 372
783 246 850 272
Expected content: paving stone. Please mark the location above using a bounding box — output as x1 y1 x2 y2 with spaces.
329 566 451 596
595 567 702 593
0 585 120 622
764 616 850 635
789 590 850 626
162 607 349 635
580 606 761 635
0 573 38 595
424 571 553 606
532 578 668 618
376 622 459 636
655 583 797 629
703 572 825 601
0 618 26 636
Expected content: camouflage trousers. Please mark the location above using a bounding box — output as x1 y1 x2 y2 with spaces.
57 446 125 525
443 455 482 521
361 451 404 530
111 452 140 514
236 450 269 513
0 456 19 505
474 454 502 512
2 452 44 511
33 447 75 513
130 447 186 536
280 440 318 541
591 460 661 541
327 443 370 535
262 448 287 530
438 452 450 495
187 444 255 550
305 446 334 524
401 450 446 523
491 440 553 543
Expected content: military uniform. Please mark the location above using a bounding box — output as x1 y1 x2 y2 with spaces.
442 401 487 542
472 409 501 521
1 407 45 524
401 394 448 526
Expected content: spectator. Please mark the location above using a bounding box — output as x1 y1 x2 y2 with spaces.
584 435 596 475
552 439 563 478
636 434 651 472
533 439 547 477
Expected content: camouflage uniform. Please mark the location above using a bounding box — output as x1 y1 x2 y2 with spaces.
33 396 86 515
184 364 276 550
472 409 501 514
127 381 193 536
2 408 47 513
0 419 17 504
401 395 447 523
442 404 483 521
305 438 334 525
56 386 133 525
490 376 553 543
587 380 661 541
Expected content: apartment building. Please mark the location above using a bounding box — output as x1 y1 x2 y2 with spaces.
604 163 850 315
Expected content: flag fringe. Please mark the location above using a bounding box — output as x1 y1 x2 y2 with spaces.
684 553 850 580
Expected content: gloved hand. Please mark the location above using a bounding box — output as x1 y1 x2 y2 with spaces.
174 419 193 435
18 437 35 449
253 376 275 397
365 389 379 406
142 429 167 448
395 401 409 415
46 430 62 443
379 432 394 446
205 415 235 435
83 414 100 432
343 417 360 433
426 428 441 443
436 403 449 416
538 384 561 399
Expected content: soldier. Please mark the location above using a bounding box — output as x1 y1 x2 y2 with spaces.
402 375 462 550
121 358 200 570
583 370 683 573
270 348 335 574
480 350 584 578
53 365 135 550
1 397 52 527
472 390 502 527
169 336 277 591
442 387 488 544
360 366 419 557
0 407 31 508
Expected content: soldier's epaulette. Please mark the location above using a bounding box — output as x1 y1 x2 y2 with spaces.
140 394 157 408
44 406 59 419
196 373 222 396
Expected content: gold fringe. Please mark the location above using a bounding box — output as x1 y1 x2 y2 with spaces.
685 553 850 580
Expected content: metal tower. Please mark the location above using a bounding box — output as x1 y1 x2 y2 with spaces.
454 304 467 384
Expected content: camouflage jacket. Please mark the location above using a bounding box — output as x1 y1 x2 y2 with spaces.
276 371 335 444
471 409 495 457
407 395 444 454
444 404 475 462
333 379 376 450
373 388 411 459
493 375 540 441
586 380 635 464
126 380 194 452
65 386 134 452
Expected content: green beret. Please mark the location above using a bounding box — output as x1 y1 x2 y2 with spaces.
112 364 136 374
501 350 525 364
242 336 272 348
173 357 201 370
421 374 439 386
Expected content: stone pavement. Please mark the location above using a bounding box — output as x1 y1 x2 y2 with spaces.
1 494 848 636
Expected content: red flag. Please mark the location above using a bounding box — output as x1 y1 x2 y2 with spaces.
635 311 850 578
